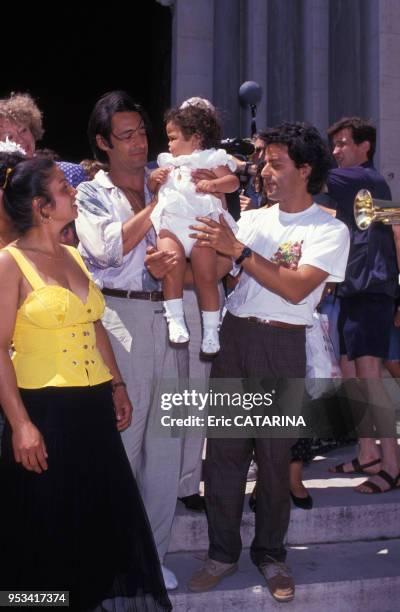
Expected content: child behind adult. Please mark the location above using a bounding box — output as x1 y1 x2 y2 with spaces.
148 105 239 356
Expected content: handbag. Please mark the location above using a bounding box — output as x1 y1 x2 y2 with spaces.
305 312 341 399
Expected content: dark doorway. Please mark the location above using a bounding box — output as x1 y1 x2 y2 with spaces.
1 1 172 161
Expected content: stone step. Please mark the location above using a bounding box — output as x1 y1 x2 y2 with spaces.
166 538 400 612
170 446 400 553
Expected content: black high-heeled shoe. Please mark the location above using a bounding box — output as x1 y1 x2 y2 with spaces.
290 491 313 510
249 486 313 512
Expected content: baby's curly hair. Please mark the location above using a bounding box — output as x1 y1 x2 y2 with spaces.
0 93 44 141
165 106 221 149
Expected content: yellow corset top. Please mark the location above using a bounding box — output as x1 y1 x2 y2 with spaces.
5 245 112 389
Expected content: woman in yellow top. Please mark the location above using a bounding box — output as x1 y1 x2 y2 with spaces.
0 156 171 611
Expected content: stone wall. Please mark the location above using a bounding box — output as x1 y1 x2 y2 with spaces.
168 0 400 197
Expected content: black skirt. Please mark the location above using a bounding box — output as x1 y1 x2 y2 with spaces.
0 383 171 612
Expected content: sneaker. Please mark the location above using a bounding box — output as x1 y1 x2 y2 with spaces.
258 558 295 602
200 329 220 357
187 558 238 592
167 318 189 345
161 564 178 590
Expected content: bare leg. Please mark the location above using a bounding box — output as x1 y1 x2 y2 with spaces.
354 355 400 493
190 246 220 355
158 232 189 344
383 359 400 378
332 355 382 474
289 460 309 499
157 232 186 299
190 246 219 311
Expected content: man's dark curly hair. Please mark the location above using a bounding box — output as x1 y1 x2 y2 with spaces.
165 106 221 149
263 122 333 195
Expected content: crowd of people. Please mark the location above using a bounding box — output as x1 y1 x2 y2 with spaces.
0 89 399 609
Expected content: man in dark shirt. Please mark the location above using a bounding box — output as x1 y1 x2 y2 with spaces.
326 117 400 493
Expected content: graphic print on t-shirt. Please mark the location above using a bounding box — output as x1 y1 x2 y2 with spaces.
271 240 303 270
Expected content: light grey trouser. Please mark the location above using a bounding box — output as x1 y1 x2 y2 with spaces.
177 289 209 497
102 296 189 561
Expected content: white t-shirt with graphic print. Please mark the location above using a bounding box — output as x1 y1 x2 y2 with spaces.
227 203 350 326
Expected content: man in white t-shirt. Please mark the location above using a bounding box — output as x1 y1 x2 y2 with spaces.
186 123 350 603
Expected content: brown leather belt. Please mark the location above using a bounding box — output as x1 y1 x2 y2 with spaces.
102 288 164 301
245 316 306 329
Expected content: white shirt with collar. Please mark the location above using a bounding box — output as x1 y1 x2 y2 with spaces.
75 169 160 291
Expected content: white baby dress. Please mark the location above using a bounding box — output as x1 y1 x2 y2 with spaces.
150 148 238 256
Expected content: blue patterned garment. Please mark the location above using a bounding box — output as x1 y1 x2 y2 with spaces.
57 161 88 188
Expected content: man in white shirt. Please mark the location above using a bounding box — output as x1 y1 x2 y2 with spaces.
185 122 350 602
75 90 188 590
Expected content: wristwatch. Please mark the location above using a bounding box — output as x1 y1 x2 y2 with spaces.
235 246 252 266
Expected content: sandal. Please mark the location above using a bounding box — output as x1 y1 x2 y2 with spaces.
354 470 400 494
329 457 380 475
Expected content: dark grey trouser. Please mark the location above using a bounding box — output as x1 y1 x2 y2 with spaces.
204 312 306 565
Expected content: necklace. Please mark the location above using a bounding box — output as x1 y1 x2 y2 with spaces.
18 246 65 260
115 184 145 213
123 188 145 213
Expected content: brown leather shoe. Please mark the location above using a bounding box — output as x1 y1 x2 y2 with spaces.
187 558 238 592
258 558 295 602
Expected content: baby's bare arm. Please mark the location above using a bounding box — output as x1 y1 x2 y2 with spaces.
148 167 170 193
195 165 239 194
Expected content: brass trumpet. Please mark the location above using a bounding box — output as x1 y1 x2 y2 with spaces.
354 189 400 230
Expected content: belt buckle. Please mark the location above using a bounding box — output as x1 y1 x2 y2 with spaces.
253 317 270 325
258 318 274 326
150 291 162 302
127 290 134 299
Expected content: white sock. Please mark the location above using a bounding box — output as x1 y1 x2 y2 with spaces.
163 298 185 320
201 310 220 330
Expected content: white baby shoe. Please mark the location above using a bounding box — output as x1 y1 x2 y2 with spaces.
200 328 220 356
200 310 221 357
167 317 190 345
164 299 189 345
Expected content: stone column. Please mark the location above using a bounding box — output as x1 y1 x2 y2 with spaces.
266 0 305 126
212 0 241 138
302 0 329 134
377 0 400 199
240 0 268 136
170 0 215 106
